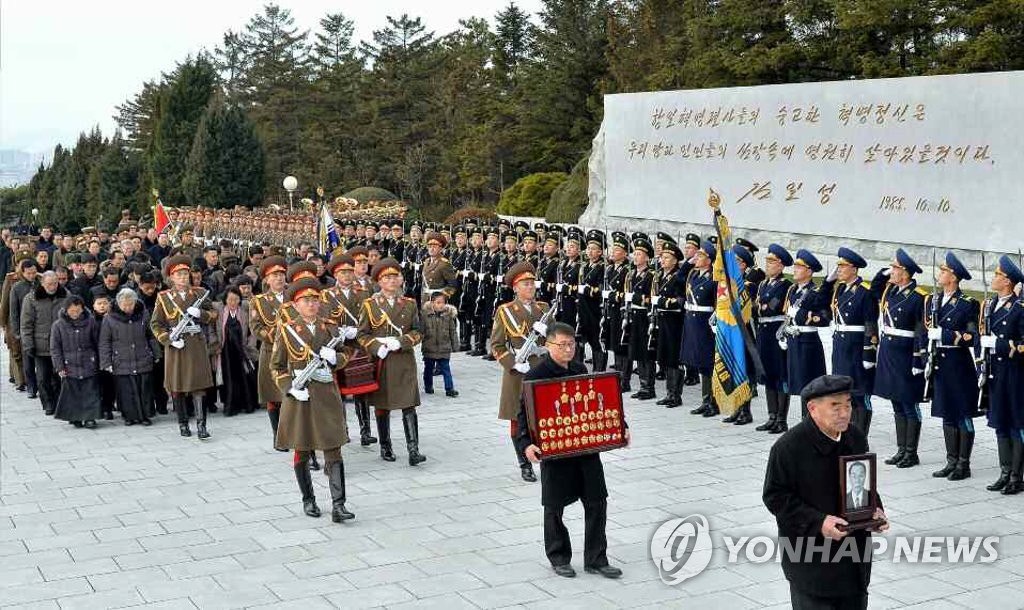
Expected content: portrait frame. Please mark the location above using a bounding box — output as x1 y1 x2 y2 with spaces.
838 453 883 531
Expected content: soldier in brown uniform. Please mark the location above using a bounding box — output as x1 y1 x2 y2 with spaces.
421 231 457 303
357 258 425 465
322 253 376 446
490 261 551 483
250 256 289 450
0 253 30 391
349 246 377 294
272 278 355 523
150 255 217 439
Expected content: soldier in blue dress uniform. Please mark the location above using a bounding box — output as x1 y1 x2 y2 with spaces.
681 240 718 417
577 230 607 371
721 244 759 425
625 236 656 400
871 248 927 469
679 233 703 387
780 249 830 419
604 233 632 391
654 242 685 408
926 252 981 481
981 256 1024 494
820 247 879 435
556 230 583 333
536 232 561 306
755 244 794 433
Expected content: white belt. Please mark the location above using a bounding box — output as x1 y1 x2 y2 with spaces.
833 324 866 333
792 326 820 334
881 325 915 339
685 304 714 313
758 315 785 324
630 305 647 310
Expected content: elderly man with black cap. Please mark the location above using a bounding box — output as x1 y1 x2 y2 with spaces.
870 248 927 469
981 255 1024 494
925 251 980 481
764 374 888 610
781 249 831 416
820 247 880 436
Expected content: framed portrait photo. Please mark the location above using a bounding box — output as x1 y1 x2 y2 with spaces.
838 453 883 531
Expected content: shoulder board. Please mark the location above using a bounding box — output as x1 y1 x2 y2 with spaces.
538 300 550 311
861 280 871 290
441 257 449 263
915 287 928 296
960 294 975 302
400 296 414 303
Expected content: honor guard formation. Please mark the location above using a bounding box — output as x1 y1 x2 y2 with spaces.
2 204 1024 566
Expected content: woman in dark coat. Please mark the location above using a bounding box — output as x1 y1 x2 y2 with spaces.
50 296 102 427
100 288 162 426
214 286 259 416
91 294 117 420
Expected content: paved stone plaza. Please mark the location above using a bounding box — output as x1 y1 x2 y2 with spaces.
3 345 1024 610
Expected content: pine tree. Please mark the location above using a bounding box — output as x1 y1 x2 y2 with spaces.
183 95 265 208
148 56 217 205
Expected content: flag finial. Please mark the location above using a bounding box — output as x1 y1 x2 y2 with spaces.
707 188 721 211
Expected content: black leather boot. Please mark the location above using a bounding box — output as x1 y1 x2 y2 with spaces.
1003 438 1024 495
593 351 608 373
734 404 753 425
886 415 908 465
757 390 777 431
665 368 682 408
683 366 699 386
692 375 711 415
403 409 427 466
619 356 633 393
988 436 1012 491
196 401 210 440
769 398 789 434
897 419 921 468
931 425 958 477
356 400 377 446
294 459 321 518
469 325 485 356
268 407 287 451
327 460 355 522
722 409 739 423
656 367 674 406
458 320 471 352
175 396 191 437
377 411 396 462
948 429 974 480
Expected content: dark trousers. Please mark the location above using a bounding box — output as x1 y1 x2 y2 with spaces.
422 358 454 391
34 356 60 413
543 500 608 568
790 584 867 610
23 348 38 393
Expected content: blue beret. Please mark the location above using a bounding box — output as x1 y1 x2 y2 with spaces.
998 255 1024 285
894 248 922 275
731 244 754 268
836 247 867 269
794 249 822 273
700 240 717 261
942 252 971 282
766 244 793 267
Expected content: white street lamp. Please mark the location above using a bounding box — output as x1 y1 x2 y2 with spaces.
283 175 298 211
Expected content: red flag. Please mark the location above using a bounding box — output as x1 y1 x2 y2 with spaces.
154 201 169 234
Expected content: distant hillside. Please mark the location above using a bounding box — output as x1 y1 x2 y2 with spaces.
0 150 48 187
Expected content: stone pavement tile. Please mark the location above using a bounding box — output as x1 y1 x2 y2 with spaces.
523 592 622 610
186 584 279 610
67 539 145 563
889 601 966 610
50 516 123 536
23 532 99 553
355 543 436 567
231 545 312 569
477 542 542 565
593 580 688 607
247 595 336 610
86 567 170 592
118 509 190 528
39 557 121 581
872 574 969 605
163 556 243 580
185 538 264 561
0 539 29 556
461 582 552 609
138 531 214 552
947 583 1024 610
54 588 145 610
136 577 218 603
4 549 76 571
2 577 95 605
388 592 481 610
283 553 371 579
0 566 45 589
413 551 495 577
113 549 192 571
120 599 199 610
421 534 505 556
341 562 428 588
468 561 554 587
250 527 326 550
267 573 356 599
94 523 166 543
732 577 792 607
0 522 58 542
399 572 488 598
323 583 415 608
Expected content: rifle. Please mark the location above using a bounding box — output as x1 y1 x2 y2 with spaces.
473 247 487 319
977 252 990 409
599 228 611 345
288 326 346 392
922 249 939 398
168 290 211 344
647 265 659 353
514 299 561 365
620 265 632 345
456 246 470 311
492 251 505 314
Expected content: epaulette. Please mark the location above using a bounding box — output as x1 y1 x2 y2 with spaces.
861 280 871 290
441 257 449 262
915 287 928 296
400 296 414 303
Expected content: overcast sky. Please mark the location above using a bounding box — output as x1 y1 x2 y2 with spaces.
1 0 543 154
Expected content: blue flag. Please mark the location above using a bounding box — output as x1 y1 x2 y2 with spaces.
317 202 341 255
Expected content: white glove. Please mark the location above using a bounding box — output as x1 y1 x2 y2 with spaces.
778 340 788 351
927 328 942 341
787 306 800 319
343 326 358 340
601 290 611 299
862 360 876 370
532 322 548 336
980 335 997 349
555 282 564 294
911 367 924 376
170 339 185 350
384 336 401 351
496 274 503 284
625 291 634 303
577 285 586 295
319 347 337 366
288 387 309 402
710 324 717 335
413 263 421 271
461 269 471 278
654 296 664 307
826 268 838 282
377 345 390 359
513 362 530 374
186 306 202 319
